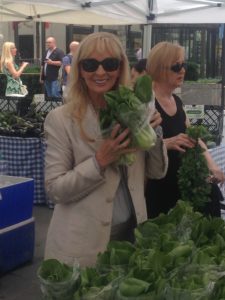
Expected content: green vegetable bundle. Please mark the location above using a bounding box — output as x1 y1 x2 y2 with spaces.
99 75 156 165
178 125 212 211
37 258 80 300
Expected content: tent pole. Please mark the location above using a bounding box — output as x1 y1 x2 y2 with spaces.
219 23 225 145
41 22 46 60
221 24 225 110
36 22 40 60
142 24 152 58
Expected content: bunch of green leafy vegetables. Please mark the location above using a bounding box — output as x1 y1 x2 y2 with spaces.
99 75 156 165
178 125 212 211
37 258 80 300
74 266 122 299
73 201 225 299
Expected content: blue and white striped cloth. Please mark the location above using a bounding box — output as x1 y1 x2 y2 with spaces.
0 135 47 204
209 144 225 199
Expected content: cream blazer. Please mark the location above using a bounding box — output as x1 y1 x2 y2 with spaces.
44 104 168 267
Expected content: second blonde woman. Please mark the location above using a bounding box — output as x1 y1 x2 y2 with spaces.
1 42 29 97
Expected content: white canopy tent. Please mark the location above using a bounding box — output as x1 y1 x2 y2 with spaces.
0 0 225 25
0 0 148 25
1 0 225 56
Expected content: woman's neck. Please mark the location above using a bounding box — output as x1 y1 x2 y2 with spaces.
153 82 174 104
89 94 106 112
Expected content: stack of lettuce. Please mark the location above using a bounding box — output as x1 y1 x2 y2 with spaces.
74 201 225 299
38 201 225 299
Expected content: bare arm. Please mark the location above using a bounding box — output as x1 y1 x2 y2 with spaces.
45 59 62 67
199 139 225 184
64 65 71 75
7 61 29 79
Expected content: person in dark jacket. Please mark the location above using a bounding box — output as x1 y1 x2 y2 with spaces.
40 36 64 98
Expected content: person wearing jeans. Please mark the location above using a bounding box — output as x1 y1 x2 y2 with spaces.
40 36 64 99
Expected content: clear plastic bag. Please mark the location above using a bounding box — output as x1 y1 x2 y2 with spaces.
79 277 121 300
80 284 114 300
37 259 80 300
161 285 208 300
116 103 156 150
161 264 225 300
115 289 156 300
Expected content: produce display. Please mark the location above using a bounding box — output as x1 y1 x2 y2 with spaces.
0 105 46 138
99 75 156 165
38 201 225 299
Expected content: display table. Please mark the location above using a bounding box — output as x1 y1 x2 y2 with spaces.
209 144 225 199
0 135 47 204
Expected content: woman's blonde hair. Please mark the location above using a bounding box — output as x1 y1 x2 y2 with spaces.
65 31 130 141
0 42 15 71
146 41 185 81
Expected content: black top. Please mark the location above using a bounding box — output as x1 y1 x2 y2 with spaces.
41 48 65 81
145 94 186 218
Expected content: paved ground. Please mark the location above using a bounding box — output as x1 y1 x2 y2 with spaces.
0 205 53 300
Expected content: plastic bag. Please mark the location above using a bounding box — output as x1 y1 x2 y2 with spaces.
20 84 28 96
116 103 156 150
75 277 121 300
37 259 80 300
161 264 225 300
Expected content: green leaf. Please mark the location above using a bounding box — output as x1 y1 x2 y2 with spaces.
134 75 152 103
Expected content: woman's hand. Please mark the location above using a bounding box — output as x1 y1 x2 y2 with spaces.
164 133 195 152
150 110 162 129
22 62 29 68
95 123 136 169
208 166 225 185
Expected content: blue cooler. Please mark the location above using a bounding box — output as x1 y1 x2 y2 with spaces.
0 217 35 274
0 175 34 229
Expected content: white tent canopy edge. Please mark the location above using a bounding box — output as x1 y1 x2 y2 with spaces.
1 0 225 59
1 0 225 24
0 0 149 24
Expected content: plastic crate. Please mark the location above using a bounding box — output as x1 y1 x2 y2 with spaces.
0 217 35 274
34 97 63 113
189 105 224 146
0 96 63 114
0 176 34 229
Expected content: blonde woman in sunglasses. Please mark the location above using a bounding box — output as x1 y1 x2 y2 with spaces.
145 41 225 219
43 32 168 267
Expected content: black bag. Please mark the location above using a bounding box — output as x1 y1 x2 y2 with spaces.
200 183 224 217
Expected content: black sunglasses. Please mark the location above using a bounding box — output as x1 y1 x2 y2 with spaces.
170 62 187 73
80 58 120 72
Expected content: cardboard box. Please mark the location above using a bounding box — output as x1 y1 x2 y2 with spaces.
0 217 35 274
0 175 34 229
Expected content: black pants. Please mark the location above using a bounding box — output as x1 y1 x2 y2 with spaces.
110 216 136 243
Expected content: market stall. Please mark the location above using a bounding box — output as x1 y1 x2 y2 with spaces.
0 135 46 204
0 96 62 205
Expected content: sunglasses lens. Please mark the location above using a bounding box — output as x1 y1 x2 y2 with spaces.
171 62 187 73
102 58 120 71
81 59 99 72
81 58 120 72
